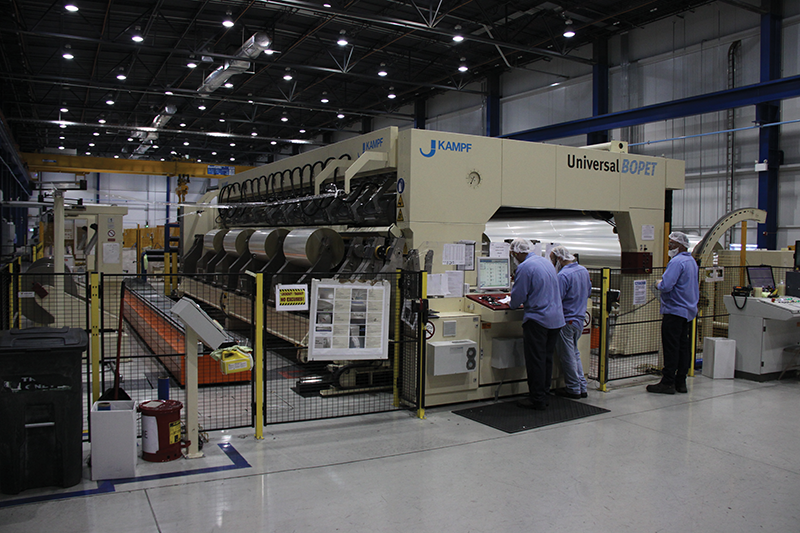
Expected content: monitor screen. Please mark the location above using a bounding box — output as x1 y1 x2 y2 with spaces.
477 257 511 291
747 266 776 289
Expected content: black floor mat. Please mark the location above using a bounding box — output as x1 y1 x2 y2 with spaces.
452 396 610 433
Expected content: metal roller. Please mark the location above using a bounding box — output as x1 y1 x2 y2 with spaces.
283 227 345 267
222 229 255 257
203 229 228 252
249 228 289 261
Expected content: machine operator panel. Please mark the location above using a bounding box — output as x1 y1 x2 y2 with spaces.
467 293 516 311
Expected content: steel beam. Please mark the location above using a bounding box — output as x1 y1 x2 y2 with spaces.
503 74 800 142
22 153 254 178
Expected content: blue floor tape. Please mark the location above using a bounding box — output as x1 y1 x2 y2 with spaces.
0 443 251 508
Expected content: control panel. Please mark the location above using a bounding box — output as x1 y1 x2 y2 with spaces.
466 292 515 311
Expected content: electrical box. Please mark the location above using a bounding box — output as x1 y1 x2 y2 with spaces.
428 340 478 376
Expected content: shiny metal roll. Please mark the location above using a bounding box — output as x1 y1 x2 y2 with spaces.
283 228 345 267
249 228 289 262
222 229 255 257
484 216 621 268
203 229 228 252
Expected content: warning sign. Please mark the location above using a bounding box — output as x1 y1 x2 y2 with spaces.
397 209 404 222
275 284 309 311
397 195 404 207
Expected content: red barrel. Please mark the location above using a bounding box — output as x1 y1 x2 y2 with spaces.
139 400 184 462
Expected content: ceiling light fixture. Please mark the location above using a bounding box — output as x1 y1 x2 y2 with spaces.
388 87 396 99
337 30 348 46
62 44 74 60
59 136 65 140
223 82 234 88
86 152 91 155
452 25 464 43
299 129 306 133
337 112 345 119
230 142 236 147
184 141 189 146
281 115 288 122
114 155 119 159
98 118 106 124
563 19 575 38
89 143 95 147
251 131 258 136
58 146 65 150
222 10 234 28
271 141 277 145
187 57 198 68
165 90 174 95
283 67 293 81
458 58 468 72
105 95 115 105
378 63 388 77
59 124 67 129
93 132 99 136
320 91 329 103
211 151 217 155
127 137 134 142
230 157 236 161
116 67 127 81
60 107 68 113
64 4 78 12
219 118 226 122
198 105 206 110
131 26 143 43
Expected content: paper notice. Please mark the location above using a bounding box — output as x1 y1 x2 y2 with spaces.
103 242 121 264
446 270 465 297
641 225 655 241
489 242 510 258
633 279 647 305
442 243 466 265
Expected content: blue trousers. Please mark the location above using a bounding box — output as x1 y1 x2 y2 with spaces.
555 321 588 394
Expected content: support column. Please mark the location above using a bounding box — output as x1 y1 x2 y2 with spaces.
587 39 609 146
486 73 500 137
757 0 782 250
414 99 426 129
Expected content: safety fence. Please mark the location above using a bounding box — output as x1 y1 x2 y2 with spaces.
587 265 795 388
1 267 425 443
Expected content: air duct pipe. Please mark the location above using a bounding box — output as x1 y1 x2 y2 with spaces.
198 32 272 94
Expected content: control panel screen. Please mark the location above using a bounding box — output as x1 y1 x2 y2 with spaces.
747 266 776 289
477 257 511 291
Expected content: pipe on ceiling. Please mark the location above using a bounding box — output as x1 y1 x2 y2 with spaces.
198 32 272 95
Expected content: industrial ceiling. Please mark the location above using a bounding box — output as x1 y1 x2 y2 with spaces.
0 0 727 167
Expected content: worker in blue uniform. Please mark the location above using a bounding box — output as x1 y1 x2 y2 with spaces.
509 238 565 410
550 245 591 399
647 231 699 394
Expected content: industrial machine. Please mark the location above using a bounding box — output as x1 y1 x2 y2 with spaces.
176 127 686 405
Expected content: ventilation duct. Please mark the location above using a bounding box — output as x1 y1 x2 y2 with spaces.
198 32 271 94
132 104 177 157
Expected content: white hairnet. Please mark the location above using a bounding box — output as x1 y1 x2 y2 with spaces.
550 245 575 262
669 231 690 249
509 238 532 254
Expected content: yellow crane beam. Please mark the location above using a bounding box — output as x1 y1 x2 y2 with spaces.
21 153 254 178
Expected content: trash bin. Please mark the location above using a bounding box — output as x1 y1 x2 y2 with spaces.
0 327 88 495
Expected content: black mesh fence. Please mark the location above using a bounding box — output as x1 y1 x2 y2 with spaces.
102 273 254 438
260 269 423 425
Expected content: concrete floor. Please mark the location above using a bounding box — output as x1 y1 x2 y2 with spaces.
1 374 799 533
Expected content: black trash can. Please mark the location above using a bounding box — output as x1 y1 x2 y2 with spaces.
0 327 88 495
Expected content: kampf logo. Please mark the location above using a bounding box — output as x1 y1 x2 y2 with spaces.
420 139 473 158
362 137 384 153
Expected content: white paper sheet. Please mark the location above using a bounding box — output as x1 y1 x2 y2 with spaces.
446 270 465 297
442 243 466 265
489 242 510 258
633 279 647 305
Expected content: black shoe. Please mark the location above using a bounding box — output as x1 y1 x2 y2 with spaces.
675 381 687 393
516 398 547 410
646 382 675 395
580 392 588 398
553 388 582 400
